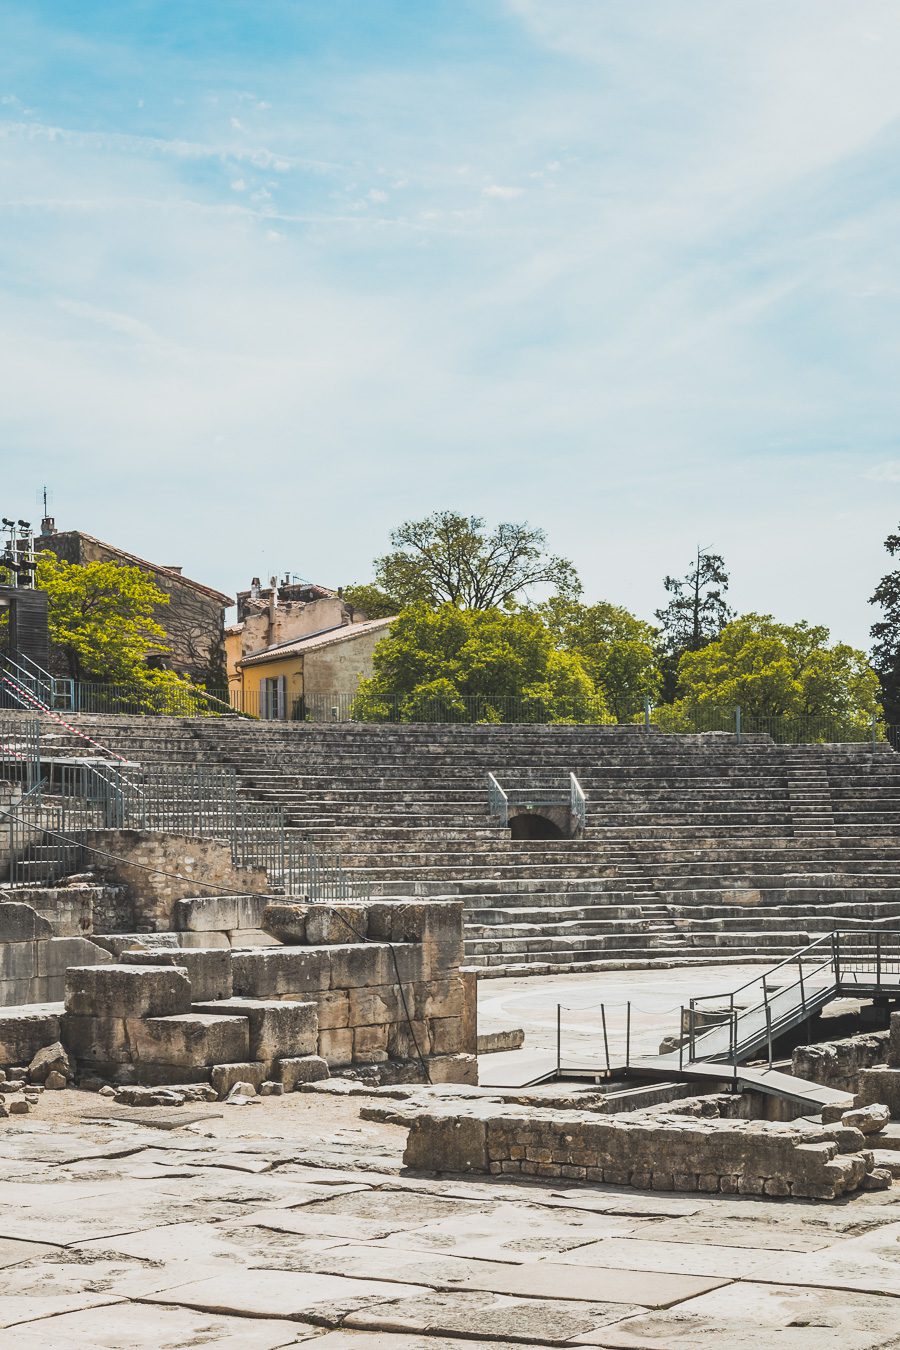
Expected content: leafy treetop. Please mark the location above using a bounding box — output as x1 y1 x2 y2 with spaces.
353 603 609 724
370 511 581 611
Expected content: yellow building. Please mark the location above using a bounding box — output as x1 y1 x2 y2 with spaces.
234 617 394 719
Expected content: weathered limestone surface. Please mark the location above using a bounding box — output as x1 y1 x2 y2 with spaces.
174 893 270 935
64 964 192 1019
193 996 318 1062
0 1005 61 1066
793 1031 889 1092
0 899 112 1007
86 831 268 930
278 1054 330 1089
121 946 233 1001
403 1105 877 1199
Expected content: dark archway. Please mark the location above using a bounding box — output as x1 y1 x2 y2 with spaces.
509 812 566 840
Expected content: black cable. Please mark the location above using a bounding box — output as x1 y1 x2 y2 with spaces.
0 806 433 1084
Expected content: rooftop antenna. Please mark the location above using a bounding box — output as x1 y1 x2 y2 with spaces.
37 485 55 534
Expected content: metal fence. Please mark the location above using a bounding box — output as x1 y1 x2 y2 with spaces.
4 674 897 744
0 719 366 899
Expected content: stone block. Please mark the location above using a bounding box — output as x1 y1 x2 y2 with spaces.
405 1113 488 1172
327 944 397 989
890 1012 900 1068
90 933 180 958
347 984 401 1028
63 1014 131 1064
278 1055 330 1089
128 1013 250 1069
210 1061 269 1098
27 1041 71 1084
428 1016 465 1055
228 929 281 948
232 947 330 999
0 903 53 942
34 937 112 980
856 1070 900 1120
0 1008 61 1068
121 948 232 1002
414 977 466 1022
387 1018 431 1060
173 894 269 934
305 904 369 946
0 942 36 984
64 965 192 1019
352 1024 389 1062
178 931 230 950
316 990 350 1030
318 1027 353 1065
427 1053 478 1085
367 900 464 978
262 903 308 944
193 998 318 1062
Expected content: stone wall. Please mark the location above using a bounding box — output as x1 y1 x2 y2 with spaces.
84 831 268 931
0 902 111 1011
37 531 228 682
402 1103 876 1200
793 1030 890 1093
856 1012 900 1118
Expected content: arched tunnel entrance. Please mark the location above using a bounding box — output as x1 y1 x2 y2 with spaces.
509 811 567 840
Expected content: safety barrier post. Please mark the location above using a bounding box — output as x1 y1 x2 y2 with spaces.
765 1001 773 1069
600 1004 610 1073
678 1008 684 1073
556 1005 561 1077
625 1001 631 1071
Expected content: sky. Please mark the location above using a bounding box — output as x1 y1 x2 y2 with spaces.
1 1 899 645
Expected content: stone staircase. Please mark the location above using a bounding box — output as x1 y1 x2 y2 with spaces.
13 714 900 976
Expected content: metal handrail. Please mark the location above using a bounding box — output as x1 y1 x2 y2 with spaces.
487 772 509 826
570 772 586 830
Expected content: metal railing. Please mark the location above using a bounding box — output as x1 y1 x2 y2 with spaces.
550 929 900 1081
487 772 509 826
1 720 366 900
685 929 900 1070
487 770 587 830
570 772 586 830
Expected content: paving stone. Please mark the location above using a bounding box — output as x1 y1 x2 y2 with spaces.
577 1281 900 1348
343 1288 640 1342
553 1236 792 1280
7 1303 310 1348
142 1268 424 1322
279 1240 724 1307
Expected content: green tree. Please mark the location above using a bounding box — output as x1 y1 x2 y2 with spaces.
371 511 580 610
352 603 609 723
869 525 900 723
538 597 661 722
665 613 880 736
655 549 734 700
341 583 399 620
38 553 173 683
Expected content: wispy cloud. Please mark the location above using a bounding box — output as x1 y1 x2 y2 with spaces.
0 1 898 644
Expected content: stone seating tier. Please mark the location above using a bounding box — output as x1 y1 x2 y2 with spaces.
21 714 900 975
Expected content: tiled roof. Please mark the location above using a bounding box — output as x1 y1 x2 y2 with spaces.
239 617 395 666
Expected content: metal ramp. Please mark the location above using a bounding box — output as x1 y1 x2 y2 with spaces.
553 930 900 1106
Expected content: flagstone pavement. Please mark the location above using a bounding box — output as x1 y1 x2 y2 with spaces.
1 1088 900 1349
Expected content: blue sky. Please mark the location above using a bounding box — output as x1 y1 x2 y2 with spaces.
2 1 899 644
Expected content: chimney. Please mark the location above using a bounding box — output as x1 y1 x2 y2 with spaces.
165 566 183 575
41 516 56 536
250 576 261 600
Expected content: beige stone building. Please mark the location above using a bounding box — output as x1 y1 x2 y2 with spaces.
234 617 394 718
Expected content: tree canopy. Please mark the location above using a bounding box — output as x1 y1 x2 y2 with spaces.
538 597 661 723
369 511 580 611
656 613 880 733
352 603 610 723
869 524 900 722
